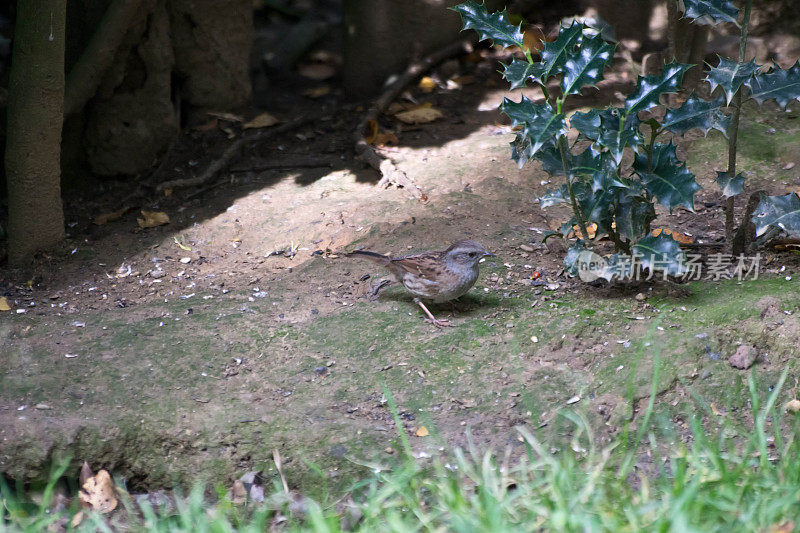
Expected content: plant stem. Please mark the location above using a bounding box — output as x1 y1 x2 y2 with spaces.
558 135 591 244
555 96 590 243
724 0 752 252
646 121 659 173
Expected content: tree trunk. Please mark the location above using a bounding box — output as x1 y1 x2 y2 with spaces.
5 0 66 264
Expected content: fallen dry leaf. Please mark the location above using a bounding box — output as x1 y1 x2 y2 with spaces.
79 469 117 513
651 228 694 244
0 297 10 312
297 63 336 80
94 207 129 225
231 480 248 505
415 426 429 437
243 112 280 129
395 104 443 124
137 210 170 229
451 75 475 85
565 222 598 240
302 85 330 98
785 399 800 413
364 119 379 144
70 511 85 528
418 76 437 92
207 111 244 123
193 117 219 132
372 132 399 146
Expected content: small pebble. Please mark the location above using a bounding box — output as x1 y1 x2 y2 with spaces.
519 244 535 252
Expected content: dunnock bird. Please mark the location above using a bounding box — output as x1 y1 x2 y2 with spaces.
348 240 494 327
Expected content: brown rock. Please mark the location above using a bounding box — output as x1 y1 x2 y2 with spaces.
728 345 757 369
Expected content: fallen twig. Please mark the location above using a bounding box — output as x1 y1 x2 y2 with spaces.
156 115 318 193
354 38 475 198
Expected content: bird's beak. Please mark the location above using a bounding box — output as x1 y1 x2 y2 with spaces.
483 251 495 257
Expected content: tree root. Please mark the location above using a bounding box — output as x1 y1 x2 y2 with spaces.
155 115 317 193
354 38 475 198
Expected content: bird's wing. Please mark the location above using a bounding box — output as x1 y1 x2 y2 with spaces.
390 253 444 280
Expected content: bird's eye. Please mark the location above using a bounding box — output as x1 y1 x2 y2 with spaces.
468 252 476 257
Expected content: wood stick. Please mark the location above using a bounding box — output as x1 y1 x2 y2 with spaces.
156 115 317 193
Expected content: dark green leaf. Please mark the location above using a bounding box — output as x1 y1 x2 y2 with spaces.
501 96 566 156
745 61 800 110
633 142 700 212
571 146 624 191
502 59 547 89
581 191 615 237
563 240 588 277
682 0 739 25
533 139 566 175
560 34 615 96
633 233 687 277
570 108 603 140
715 171 746 198
615 192 656 241
661 94 730 136
705 56 758 105
540 22 584 79
539 185 569 208
606 253 635 280
625 61 692 114
751 192 800 237
451 1 524 49
594 107 643 164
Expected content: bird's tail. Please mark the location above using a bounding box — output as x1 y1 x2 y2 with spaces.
347 249 391 265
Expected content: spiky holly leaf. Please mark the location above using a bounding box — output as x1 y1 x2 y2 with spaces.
715 171 746 198
682 0 739 25
616 191 656 242
745 62 800 110
540 22 584 80
751 192 800 237
450 1 524 49
625 62 692 115
633 233 687 277
578 187 615 236
563 240 588 277
570 146 625 191
539 184 569 208
502 59 547 89
570 108 603 140
661 94 730 136
560 33 616 96
533 138 565 175
633 142 700 212
594 107 643 164
501 96 566 156
705 56 758 105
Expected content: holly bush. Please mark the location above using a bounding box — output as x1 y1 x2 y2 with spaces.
452 0 800 281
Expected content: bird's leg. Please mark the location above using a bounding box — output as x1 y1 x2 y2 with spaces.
369 279 392 301
414 298 452 328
